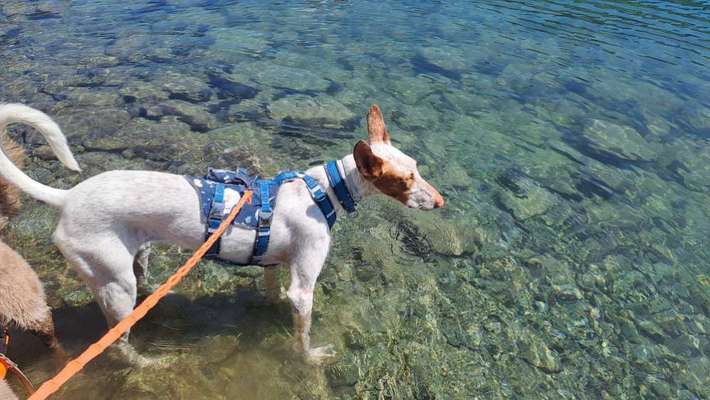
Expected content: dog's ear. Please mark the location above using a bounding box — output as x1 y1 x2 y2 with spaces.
353 140 384 179
367 104 391 145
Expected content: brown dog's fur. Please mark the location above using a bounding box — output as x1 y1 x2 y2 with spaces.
0 135 23 228
0 136 62 353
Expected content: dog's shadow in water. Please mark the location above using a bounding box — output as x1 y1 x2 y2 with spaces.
12 285 294 372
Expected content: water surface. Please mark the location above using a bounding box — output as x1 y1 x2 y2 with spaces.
1 1 708 399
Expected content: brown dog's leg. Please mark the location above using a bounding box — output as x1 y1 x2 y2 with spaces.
30 314 68 362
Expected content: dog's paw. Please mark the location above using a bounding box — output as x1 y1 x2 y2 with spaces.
305 344 337 366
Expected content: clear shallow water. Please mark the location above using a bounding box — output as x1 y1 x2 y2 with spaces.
1 0 709 399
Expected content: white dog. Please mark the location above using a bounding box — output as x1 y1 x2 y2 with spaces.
0 103 444 365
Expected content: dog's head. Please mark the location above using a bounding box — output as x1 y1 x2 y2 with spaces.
353 105 444 210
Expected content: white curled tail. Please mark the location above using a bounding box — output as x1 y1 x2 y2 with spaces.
0 104 81 208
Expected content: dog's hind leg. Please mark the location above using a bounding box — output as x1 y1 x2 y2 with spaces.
133 243 153 295
55 232 153 365
29 313 69 362
286 241 336 365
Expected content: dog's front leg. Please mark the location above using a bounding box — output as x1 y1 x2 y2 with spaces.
286 244 336 365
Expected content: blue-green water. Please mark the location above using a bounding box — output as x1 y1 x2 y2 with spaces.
1 1 709 399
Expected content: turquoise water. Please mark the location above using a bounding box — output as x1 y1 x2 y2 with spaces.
1 0 709 398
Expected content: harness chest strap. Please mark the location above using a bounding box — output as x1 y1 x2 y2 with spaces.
252 180 273 260
205 183 226 256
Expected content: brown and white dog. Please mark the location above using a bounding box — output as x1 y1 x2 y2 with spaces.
0 103 444 365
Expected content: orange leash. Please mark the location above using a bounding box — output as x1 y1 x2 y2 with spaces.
30 190 253 400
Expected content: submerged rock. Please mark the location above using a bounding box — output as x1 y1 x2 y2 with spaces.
144 100 221 132
417 44 469 72
581 119 656 162
677 356 710 399
268 94 355 128
52 106 132 139
232 62 331 92
552 284 583 301
496 172 559 221
519 334 561 373
210 27 270 55
151 71 213 103
674 105 710 137
119 82 169 103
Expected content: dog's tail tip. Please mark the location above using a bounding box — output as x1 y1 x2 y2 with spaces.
63 155 81 172
0 103 75 208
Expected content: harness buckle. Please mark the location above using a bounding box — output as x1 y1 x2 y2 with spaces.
259 209 273 226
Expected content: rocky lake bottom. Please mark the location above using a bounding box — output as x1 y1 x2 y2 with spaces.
0 0 709 399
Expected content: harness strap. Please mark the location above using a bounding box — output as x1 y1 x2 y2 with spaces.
252 180 273 262
201 169 338 265
206 183 225 256
300 174 336 228
325 160 357 213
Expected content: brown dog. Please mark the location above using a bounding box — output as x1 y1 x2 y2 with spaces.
0 135 63 399
0 239 61 352
1 134 60 347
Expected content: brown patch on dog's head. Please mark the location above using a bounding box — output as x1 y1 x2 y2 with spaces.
353 140 414 203
353 105 444 209
0 136 25 228
353 140 383 179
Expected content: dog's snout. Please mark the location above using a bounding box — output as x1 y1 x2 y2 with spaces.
433 193 445 208
421 180 445 209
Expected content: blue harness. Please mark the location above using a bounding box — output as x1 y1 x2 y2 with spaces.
188 161 356 265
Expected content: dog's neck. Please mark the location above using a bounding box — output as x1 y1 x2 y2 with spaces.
305 154 378 217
